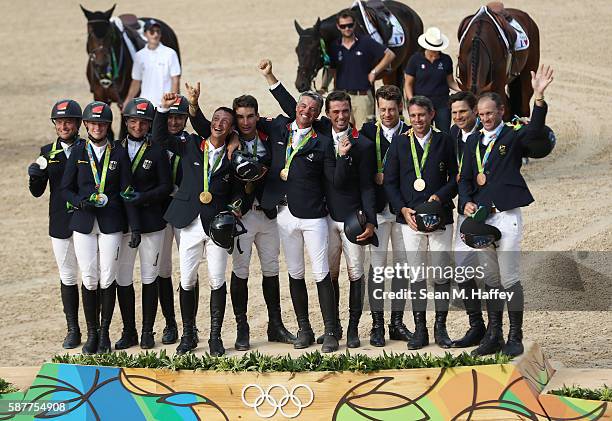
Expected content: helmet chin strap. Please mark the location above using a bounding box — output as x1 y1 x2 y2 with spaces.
127 133 145 142
87 133 108 145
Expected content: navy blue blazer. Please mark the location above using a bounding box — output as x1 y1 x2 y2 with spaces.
458 103 552 212
61 140 140 234
152 110 244 234
384 128 458 224
121 137 172 233
29 138 83 239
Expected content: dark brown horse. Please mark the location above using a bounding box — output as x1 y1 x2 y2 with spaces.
294 1 423 93
80 5 181 108
457 6 539 118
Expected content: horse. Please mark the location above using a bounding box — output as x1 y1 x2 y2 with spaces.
456 6 539 118
293 1 423 93
80 5 181 114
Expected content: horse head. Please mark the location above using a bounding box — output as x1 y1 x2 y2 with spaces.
457 17 497 95
294 18 324 92
81 4 117 88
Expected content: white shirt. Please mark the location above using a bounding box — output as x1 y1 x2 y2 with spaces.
60 141 75 159
206 141 225 173
414 128 432 150
381 120 401 142
132 43 181 108
243 135 266 158
461 124 478 143
331 127 350 155
127 139 144 161
482 122 504 146
91 141 108 161
290 121 312 149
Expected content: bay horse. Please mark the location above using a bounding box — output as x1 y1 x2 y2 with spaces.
293 1 423 93
80 5 181 112
457 6 539 118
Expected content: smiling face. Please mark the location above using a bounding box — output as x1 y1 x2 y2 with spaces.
234 106 259 139
84 121 109 141
326 100 351 132
167 114 187 135
295 95 320 128
377 98 402 129
477 98 504 131
408 104 435 137
126 117 151 139
451 100 478 132
54 118 80 142
210 109 234 141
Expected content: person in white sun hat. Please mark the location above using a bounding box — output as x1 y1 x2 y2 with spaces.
404 27 460 134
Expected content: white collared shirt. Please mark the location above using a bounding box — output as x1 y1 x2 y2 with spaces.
91 141 108 161
331 127 350 155
290 121 312 149
414 128 432 150
243 134 266 158
381 120 401 142
127 139 144 161
482 122 504 146
60 141 75 159
207 140 225 173
461 124 478 143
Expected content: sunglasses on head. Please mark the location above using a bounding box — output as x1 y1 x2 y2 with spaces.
338 23 355 29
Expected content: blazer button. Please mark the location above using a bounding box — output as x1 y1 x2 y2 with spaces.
485 170 490 175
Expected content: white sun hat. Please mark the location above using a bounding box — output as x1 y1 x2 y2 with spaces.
418 27 450 51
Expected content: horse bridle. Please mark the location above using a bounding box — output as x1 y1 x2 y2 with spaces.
460 20 495 93
86 22 125 91
296 33 326 91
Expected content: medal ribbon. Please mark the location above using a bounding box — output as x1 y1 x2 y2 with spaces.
203 140 225 194
409 128 431 180
172 155 180 185
284 129 314 172
86 141 110 193
130 142 148 173
48 141 63 159
475 124 503 173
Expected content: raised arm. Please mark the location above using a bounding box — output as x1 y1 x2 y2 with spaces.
185 81 212 138
152 93 186 155
259 58 297 119
521 65 555 158
28 146 49 197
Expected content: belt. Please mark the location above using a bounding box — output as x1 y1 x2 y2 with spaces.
346 90 369 96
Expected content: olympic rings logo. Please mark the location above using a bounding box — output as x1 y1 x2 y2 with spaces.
241 383 314 418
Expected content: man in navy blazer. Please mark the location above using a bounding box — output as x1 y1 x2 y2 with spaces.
384 95 458 350
459 65 556 357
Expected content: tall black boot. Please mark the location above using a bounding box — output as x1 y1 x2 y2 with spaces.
471 285 505 356
81 285 99 355
388 276 413 341
230 273 250 351
193 278 200 344
317 277 341 344
503 283 525 357
60 282 81 349
407 312 429 350
452 279 486 348
158 276 178 344
97 281 117 354
262 275 296 344
140 280 158 349
176 285 197 355
347 277 364 348
209 283 227 356
317 274 340 353
433 283 452 348
115 284 138 350
368 266 386 346
289 276 315 349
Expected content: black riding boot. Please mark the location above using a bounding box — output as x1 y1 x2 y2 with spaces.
158 276 178 344
407 312 429 350
97 281 117 354
140 280 158 349
193 279 200 344
317 274 340 353
388 276 413 341
347 277 364 348
209 283 226 357
317 277 342 344
81 285 99 355
433 283 452 348
60 282 81 349
230 273 250 351
114 284 138 350
262 275 296 344
503 283 525 357
471 285 505 356
176 285 197 355
368 267 386 346
289 277 315 349
452 279 485 348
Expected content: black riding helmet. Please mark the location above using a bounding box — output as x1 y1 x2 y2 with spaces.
526 125 556 159
460 217 502 249
82 101 113 123
168 95 190 115
209 211 248 254
414 201 445 233
344 209 379 247
231 150 266 182
123 98 155 121
51 99 82 121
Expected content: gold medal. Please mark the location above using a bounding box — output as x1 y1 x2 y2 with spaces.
476 173 487 186
245 182 254 194
199 191 213 204
375 172 384 185
413 178 426 192
280 168 289 181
